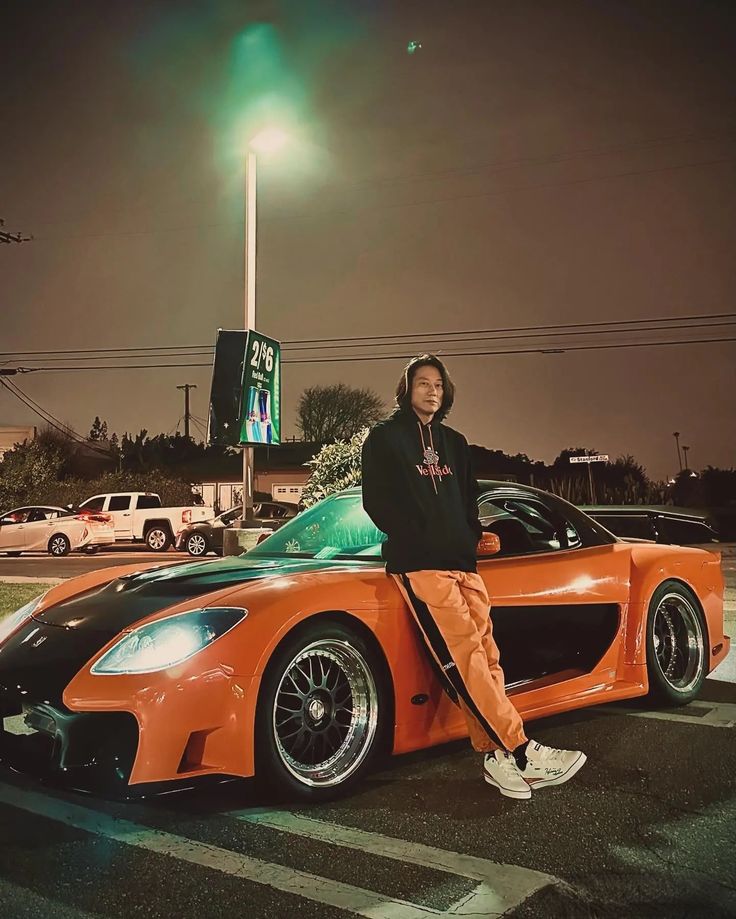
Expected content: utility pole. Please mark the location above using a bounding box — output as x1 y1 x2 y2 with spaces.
176 384 197 440
682 445 690 470
672 431 683 472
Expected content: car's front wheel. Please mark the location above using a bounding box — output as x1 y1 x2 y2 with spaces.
646 580 707 705
255 621 389 801
185 532 209 557
48 534 71 557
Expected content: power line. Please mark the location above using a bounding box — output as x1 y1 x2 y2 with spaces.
0 378 111 454
9 336 735 371
2 312 734 359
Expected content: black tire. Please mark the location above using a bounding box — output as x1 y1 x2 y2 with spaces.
144 525 172 552
645 580 708 706
255 620 390 802
185 532 210 557
48 534 71 557
83 546 100 555
5 551 22 557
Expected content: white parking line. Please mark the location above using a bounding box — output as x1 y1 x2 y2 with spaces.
619 699 736 729
0 783 560 918
232 809 560 916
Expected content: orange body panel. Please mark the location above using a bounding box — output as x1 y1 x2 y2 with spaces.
61 543 728 785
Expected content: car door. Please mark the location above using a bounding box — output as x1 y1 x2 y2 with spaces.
476 490 631 690
0 508 31 551
21 507 57 552
107 495 133 539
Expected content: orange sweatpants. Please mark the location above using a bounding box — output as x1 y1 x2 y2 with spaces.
396 570 527 754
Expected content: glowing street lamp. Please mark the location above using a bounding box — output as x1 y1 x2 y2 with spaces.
241 126 291 525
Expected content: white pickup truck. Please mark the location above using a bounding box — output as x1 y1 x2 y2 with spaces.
78 492 213 551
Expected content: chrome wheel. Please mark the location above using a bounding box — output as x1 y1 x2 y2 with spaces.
187 533 207 556
652 591 705 693
272 639 378 788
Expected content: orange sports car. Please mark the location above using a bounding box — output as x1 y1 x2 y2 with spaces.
0 482 728 800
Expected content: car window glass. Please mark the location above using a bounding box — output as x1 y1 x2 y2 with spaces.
594 514 653 540
135 495 160 509
80 497 105 512
478 497 580 555
1 509 30 524
108 496 131 511
250 494 385 559
657 517 715 545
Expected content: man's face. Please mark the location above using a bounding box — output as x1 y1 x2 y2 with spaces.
410 365 443 421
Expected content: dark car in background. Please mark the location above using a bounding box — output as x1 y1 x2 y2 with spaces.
581 506 719 546
175 502 298 557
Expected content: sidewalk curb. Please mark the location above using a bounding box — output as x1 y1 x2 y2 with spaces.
0 576 65 585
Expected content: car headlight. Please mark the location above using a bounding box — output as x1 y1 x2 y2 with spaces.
91 607 247 675
0 593 47 646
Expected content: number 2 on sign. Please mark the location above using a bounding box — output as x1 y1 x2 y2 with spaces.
250 339 274 372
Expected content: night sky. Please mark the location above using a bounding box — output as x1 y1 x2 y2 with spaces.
1 0 734 480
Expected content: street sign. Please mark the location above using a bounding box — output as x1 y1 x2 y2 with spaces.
569 454 609 463
239 330 281 446
207 329 281 448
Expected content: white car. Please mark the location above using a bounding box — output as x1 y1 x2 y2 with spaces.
0 506 93 557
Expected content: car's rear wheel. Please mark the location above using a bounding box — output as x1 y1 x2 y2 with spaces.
186 532 209 557
255 621 389 801
645 580 707 705
48 534 71 557
145 526 171 552
83 546 99 555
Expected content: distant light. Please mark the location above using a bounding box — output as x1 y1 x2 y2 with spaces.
407 40 422 54
250 127 290 155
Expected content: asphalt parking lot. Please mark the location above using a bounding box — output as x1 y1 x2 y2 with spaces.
1 548 734 918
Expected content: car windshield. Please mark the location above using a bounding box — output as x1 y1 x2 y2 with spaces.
248 493 386 560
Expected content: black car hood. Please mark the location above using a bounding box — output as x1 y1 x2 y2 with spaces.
33 554 364 634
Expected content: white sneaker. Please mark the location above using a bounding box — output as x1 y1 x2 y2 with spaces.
519 741 587 789
483 750 532 800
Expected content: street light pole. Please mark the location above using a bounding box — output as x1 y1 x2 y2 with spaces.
242 149 257 524
672 431 683 473
682 445 690 470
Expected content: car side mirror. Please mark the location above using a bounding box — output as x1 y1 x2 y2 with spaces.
477 532 501 556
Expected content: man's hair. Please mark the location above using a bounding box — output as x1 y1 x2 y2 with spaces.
394 354 455 421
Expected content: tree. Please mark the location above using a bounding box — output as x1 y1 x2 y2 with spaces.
296 384 385 444
301 429 368 507
88 416 108 441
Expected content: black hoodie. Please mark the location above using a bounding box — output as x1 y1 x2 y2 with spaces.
361 407 482 574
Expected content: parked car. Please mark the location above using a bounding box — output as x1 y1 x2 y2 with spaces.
175 502 298 557
66 506 116 553
581 505 719 546
0 506 94 557
0 482 727 801
78 492 213 551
